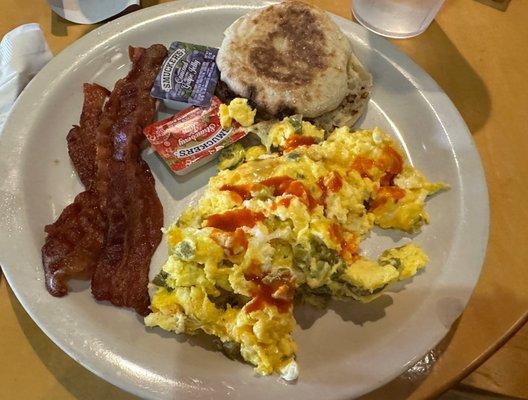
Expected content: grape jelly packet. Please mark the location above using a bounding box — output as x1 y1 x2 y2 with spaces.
150 41 219 109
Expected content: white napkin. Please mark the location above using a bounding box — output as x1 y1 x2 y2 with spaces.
0 23 52 132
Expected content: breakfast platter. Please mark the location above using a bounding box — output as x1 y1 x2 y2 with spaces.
0 1 488 399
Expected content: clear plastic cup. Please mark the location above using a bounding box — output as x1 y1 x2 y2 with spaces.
351 0 445 39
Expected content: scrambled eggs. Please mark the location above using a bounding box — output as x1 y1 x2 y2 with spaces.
219 98 256 129
145 120 446 380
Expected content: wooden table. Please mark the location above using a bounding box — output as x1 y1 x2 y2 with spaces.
1 0 527 399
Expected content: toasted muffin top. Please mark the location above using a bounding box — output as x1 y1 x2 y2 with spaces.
217 1 352 118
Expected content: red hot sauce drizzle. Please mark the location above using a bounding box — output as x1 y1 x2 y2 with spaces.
351 146 403 186
351 156 375 178
219 172 339 214
221 176 319 211
317 171 343 205
244 261 292 314
329 223 359 263
260 176 318 210
368 186 406 210
219 184 254 201
349 145 405 209
205 209 264 232
260 176 295 196
284 180 318 210
210 227 249 255
282 135 317 152
271 196 294 211
379 146 403 186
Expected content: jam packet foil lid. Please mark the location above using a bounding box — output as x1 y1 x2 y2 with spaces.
144 97 248 175
151 41 219 108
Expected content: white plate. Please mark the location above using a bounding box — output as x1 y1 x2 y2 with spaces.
0 1 489 399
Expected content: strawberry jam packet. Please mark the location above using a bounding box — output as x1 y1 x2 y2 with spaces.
144 96 248 175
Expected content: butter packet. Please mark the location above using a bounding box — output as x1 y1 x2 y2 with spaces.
151 41 219 109
143 97 248 175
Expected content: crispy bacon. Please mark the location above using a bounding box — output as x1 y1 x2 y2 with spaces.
67 83 110 188
91 160 163 315
43 83 109 296
42 190 105 296
42 44 167 315
91 45 167 315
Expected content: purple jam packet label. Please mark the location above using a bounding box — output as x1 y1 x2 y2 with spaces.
151 41 219 108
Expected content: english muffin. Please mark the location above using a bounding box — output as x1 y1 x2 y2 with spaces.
216 1 371 128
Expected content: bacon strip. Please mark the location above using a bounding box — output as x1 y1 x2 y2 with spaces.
42 45 167 315
42 190 105 296
91 45 166 315
43 84 109 296
91 160 163 315
67 83 111 188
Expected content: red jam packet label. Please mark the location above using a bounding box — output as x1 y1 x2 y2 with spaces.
144 96 248 174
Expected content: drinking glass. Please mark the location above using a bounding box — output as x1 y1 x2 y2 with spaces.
352 0 446 39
